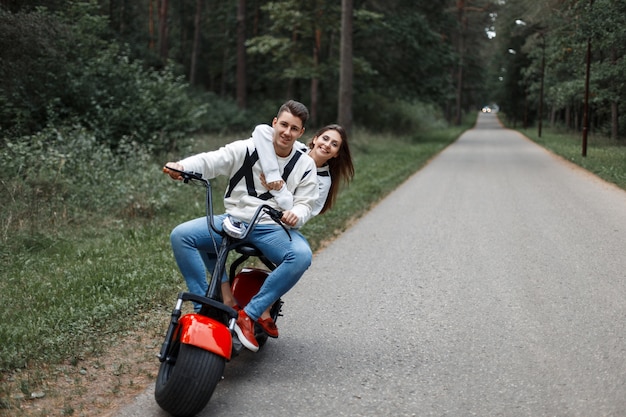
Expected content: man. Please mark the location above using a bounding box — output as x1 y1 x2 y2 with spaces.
164 100 318 352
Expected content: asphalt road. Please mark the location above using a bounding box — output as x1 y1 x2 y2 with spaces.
117 112 626 417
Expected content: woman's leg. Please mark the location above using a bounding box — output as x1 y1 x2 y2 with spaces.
242 227 312 320
221 282 238 308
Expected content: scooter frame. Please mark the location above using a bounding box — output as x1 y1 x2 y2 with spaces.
155 167 286 417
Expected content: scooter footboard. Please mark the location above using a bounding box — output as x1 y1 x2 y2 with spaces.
179 314 233 360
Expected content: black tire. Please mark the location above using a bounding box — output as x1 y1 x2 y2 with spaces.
254 324 269 347
155 341 225 417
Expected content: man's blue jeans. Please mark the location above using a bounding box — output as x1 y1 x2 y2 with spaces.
170 214 312 320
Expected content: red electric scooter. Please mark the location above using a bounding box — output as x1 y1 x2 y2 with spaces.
155 167 287 417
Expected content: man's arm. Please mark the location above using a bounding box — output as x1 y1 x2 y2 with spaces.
176 140 245 180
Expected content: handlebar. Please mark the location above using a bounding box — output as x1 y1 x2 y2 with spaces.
163 165 205 184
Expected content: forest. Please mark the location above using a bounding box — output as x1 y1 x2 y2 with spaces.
0 0 625 243
0 0 493 146
2 1 624 146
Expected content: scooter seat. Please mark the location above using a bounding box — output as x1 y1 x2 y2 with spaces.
235 244 263 257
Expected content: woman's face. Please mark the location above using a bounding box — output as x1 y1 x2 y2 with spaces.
309 129 342 166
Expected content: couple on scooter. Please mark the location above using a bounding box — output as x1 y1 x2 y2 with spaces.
164 100 354 352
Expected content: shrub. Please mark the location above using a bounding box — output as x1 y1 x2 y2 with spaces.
354 93 447 134
0 126 164 245
0 5 246 154
0 8 71 135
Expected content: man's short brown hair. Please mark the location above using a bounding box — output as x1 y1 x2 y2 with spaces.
277 100 309 127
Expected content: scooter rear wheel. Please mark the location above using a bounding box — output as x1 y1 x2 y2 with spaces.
155 342 225 417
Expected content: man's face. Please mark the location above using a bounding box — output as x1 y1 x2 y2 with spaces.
272 111 305 157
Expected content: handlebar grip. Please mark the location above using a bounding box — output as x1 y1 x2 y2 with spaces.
266 207 283 222
163 165 204 182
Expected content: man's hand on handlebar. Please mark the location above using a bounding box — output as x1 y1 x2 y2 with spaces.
281 210 298 227
163 163 185 180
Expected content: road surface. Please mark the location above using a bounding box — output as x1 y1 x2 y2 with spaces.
117 112 626 417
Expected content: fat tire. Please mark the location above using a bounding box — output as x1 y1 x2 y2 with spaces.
155 342 225 417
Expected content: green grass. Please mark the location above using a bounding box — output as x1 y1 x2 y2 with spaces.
515 126 626 191
0 116 471 410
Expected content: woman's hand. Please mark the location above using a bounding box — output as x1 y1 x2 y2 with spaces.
260 173 284 191
280 210 298 227
163 162 184 180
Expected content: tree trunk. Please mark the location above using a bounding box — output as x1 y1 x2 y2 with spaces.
310 26 321 126
454 0 465 126
538 36 545 138
109 0 116 31
338 0 353 134
523 85 528 129
221 41 229 98
612 102 619 140
148 0 156 50
286 27 298 100
159 0 170 62
236 0 247 109
611 48 619 140
119 0 125 34
190 0 202 85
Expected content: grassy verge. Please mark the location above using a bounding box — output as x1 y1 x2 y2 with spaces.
513 125 626 191
0 117 473 415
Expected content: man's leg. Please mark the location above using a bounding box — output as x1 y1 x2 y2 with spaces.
170 215 226 305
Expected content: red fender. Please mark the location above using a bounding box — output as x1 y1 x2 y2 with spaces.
178 313 232 360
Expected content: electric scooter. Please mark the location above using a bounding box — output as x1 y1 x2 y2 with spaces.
154 167 287 417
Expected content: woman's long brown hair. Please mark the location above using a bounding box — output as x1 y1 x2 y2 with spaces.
308 124 355 214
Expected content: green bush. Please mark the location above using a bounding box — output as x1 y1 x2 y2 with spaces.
0 126 164 246
354 93 447 133
0 5 248 154
62 47 210 152
0 8 70 135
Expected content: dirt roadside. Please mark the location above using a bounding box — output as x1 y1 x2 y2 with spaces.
1 321 164 417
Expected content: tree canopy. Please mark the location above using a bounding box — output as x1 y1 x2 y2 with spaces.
5 0 621 143
1 0 498 147
491 0 626 139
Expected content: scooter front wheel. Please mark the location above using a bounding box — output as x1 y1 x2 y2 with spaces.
155 342 225 417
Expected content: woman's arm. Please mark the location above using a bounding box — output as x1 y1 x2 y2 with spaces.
252 124 294 210
252 124 282 184
312 167 331 216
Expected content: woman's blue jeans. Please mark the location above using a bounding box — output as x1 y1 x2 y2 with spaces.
170 214 312 320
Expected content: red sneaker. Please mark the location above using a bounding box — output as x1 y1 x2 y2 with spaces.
234 310 259 352
257 317 279 338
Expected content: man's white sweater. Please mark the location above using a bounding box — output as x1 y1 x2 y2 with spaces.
178 138 318 228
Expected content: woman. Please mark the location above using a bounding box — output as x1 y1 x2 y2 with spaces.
222 124 355 336
253 123 354 215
